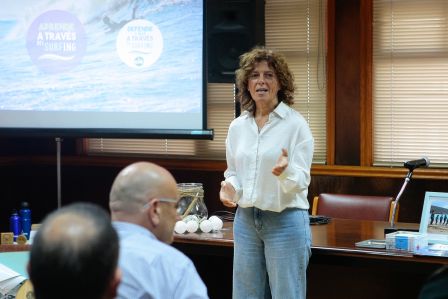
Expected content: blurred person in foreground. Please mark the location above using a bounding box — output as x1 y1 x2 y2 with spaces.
220 47 314 299
28 202 121 299
419 265 448 299
110 161 209 299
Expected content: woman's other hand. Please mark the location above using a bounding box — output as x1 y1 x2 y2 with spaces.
219 181 237 208
272 148 288 176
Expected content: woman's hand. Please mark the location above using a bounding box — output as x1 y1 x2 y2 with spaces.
219 181 237 208
272 148 288 176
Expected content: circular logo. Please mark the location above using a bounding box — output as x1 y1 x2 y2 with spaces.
116 19 163 68
26 10 86 74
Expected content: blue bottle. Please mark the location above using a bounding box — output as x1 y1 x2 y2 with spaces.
9 210 21 242
19 202 32 240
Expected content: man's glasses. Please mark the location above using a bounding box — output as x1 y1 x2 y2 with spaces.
158 198 180 209
142 198 180 210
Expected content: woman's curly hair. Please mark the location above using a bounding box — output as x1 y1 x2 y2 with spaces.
235 47 295 113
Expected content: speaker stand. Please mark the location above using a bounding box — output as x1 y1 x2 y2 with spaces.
55 137 63 209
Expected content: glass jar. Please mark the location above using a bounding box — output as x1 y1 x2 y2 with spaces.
177 183 208 220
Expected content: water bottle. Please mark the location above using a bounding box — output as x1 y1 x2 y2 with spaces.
9 210 21 242
19 202 32 240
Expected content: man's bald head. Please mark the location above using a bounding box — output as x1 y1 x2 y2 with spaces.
109 162 180 243
109 162 178 214
39 212 97 250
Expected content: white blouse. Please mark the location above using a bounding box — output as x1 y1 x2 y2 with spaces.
224 102 314 212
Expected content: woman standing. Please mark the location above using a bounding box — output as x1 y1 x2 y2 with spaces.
220 47 314 299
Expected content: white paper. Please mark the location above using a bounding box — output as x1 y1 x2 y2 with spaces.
0 263 26 297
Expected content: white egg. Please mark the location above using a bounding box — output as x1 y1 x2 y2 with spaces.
174 221 187 234
199 219 212 233
183 215 199 223
209 215 223 231
186 220 199 233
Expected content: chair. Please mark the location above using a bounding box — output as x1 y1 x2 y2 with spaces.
311 193 398 222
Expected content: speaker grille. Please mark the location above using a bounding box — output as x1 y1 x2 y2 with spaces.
206 0 265 83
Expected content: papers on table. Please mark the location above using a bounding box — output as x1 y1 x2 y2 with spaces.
414 243 448 258
0 263 26 298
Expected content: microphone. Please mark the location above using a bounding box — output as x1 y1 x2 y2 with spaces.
404 157 430 171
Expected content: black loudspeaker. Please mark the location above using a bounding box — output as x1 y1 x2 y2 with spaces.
206 0 265 83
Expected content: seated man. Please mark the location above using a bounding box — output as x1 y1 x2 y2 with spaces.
109 161 209 299
28 202 121 299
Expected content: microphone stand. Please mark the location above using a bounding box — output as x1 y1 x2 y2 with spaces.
384 170 418 235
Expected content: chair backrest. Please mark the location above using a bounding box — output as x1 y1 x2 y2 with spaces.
312 193 398 222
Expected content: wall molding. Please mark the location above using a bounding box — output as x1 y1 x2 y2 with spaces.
2 155 447 180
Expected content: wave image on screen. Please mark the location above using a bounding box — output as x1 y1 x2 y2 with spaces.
0 0 205 135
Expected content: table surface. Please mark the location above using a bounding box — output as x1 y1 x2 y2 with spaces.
174 218 448 265
0 218 445 265
0 251 29 277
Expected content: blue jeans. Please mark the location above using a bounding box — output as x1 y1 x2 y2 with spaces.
233 207 311 299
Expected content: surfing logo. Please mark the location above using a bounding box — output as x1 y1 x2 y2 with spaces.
26 10 86 73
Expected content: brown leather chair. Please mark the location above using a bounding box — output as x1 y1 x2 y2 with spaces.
312 193 398 222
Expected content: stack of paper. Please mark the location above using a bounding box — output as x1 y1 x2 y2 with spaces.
414 243 448 257
0 263 26 298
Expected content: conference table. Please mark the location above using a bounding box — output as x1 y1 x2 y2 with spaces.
174 218 448 299
1 219 446 298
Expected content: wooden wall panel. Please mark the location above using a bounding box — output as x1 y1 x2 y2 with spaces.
334 0 361 165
